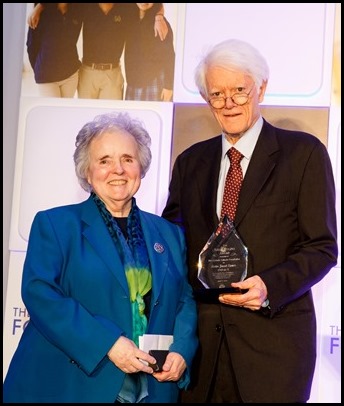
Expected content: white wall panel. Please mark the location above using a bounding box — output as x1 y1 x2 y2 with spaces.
3 252 28 378
9 98 174 251
174 3 335 106
309 265 341 403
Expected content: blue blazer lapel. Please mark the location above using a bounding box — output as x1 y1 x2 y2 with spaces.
80 197 129 294
139 211 169 303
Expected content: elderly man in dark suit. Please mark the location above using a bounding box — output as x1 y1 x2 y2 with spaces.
162 39 338 403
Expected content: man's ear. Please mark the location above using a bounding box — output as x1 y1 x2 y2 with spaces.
258 81 268 103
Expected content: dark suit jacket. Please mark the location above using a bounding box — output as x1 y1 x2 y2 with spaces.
162 119 338 402
3 196 198 403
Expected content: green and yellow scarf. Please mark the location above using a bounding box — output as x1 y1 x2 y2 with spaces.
93 193 152 346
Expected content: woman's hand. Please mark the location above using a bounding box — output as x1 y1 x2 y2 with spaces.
27 4 44 29
152 352 186 382
154 16 168 41
107 336 156 374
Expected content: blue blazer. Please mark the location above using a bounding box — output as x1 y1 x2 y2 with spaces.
3 196 198 403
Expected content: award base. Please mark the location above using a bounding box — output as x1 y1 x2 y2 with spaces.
194 287 248 303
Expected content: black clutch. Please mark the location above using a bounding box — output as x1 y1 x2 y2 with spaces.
148 349 169 372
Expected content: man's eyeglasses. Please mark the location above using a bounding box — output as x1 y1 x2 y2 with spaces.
208 87 254 109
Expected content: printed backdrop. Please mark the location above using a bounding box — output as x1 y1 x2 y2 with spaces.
4 4 341 402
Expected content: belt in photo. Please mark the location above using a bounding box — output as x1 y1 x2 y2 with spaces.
83 62 118 70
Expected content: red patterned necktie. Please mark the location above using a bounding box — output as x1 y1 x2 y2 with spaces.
221 147 244 222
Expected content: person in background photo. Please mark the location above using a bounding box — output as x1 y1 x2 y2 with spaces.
76 3 129 100
162 38 338 403
3 111 198 403
125 3 175 102
26 3 82 98
27 3 169 100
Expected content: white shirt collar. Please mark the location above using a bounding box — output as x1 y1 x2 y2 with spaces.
221 116 264 160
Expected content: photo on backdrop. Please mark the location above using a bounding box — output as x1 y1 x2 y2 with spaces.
22 3 177 101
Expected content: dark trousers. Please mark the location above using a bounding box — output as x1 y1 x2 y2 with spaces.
207 333 243 403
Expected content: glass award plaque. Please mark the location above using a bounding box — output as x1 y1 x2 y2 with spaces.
197 215 248 297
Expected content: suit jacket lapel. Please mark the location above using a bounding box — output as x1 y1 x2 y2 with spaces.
236 120 279 226
196 136 223 228
81 197 129 294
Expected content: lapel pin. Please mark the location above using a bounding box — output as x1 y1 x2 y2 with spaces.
154 242 165 253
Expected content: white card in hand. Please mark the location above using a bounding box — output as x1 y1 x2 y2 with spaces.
139 334 173 351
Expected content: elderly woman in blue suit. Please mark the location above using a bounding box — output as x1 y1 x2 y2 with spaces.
3 111 198 403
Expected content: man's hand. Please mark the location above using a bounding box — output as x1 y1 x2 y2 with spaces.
218 275 268 311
